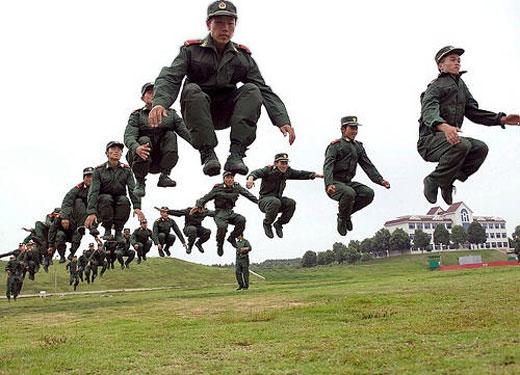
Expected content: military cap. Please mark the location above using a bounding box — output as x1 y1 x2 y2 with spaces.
83 167 94 176
141 82 154 97
223 171 235 178
435 46 464 64
141 219 148 224
274 153 289 162
105 141 124 151
26 240 34 246
88 243 94 247
53 207 61 213
123 228 130 232
18 242 24 246
159 206 169 211
341 116 362 127
207 1 237 20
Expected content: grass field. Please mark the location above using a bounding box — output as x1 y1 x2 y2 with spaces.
1 250 519 374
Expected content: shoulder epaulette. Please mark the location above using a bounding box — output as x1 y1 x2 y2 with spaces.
121 163 130 168
155 218 161 222
75 182 84 189
214 183 222 188
95 163 105 169
184 39 203 47
131 108 142 114
265 164 274 169
330 139 340 145
237 44 251 54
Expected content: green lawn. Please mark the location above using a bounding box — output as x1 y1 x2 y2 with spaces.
1 251 519 374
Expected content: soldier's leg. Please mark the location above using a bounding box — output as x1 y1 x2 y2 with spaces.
456 137 489 182
243 260 250 289
276 197 296 225
112 196 131 233
115 249 125 267
6 277 12 299
214 213 229 255
143 240 152 260
181 83 217 150
183 225 198 247
223 83 262 174
197 226 211 245
164 234 176 256
69 231 82 259
228 213 246 242
349 182 375 215
132 135 152 178
235 263 244 289
91 264 98 282
97 194 115 235
69 273 74 286
157 233 166 257
258 197 282 225
125 249 135 267
135 242 143 263
73 275 79 290
34 221 49 250
157 131 179 187
85 265 91 283
328 182 356 219
100 261 108 276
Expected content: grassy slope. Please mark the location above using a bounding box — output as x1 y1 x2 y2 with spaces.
1 251 519 375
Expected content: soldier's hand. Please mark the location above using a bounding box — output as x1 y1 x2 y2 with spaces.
85 214 97 229
437 123 461 145
148 105 168 127
61 219 70 230
47 247 54 256
279 124 296 145
133 209 145 223
381 180 391 189
136 144 151 160
326 184 336 195
314 173 324 179
246 178 255 189
501 114 520 125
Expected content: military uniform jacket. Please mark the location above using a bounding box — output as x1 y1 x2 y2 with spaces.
124 107 191 153
61 182 89 220
419 72 505 138
87 161 141 215
248 166 316 199
236 238 251 260
130 228 153 245
152 218 185 245
88 249 106 264
48 218 73 246
78 252 91 268
5 259 24 276
153 35 290 127
117 237 131 252
196 183 259 211
66 261 79 274
167 208 216 227
323 138 384 187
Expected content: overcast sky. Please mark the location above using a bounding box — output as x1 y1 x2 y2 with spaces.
1 0 518 265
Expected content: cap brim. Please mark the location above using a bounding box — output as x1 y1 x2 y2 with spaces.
437 48 465 63
207 10 237 19
341 123 363 127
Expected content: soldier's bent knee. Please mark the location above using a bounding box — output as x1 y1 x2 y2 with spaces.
183 83 204 97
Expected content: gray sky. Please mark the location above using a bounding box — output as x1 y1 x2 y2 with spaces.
1 0 519 265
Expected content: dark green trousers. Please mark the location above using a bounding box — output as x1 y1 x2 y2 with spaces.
235 257 249 288
115 248 135 266
417 134 488 188
213 210 246 246
134 240 152 259
328 181 374 220
97 194 131 231
258 196 296 225
128 134 179 181
180 83 262 150
183 225 211 246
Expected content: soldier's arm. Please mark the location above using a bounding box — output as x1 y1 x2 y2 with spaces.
463 83 506 127
152 47 189 109
47 221 58 247
204 210 216 218
323 144 338 187
421 83 446 129
124 111 142 153
357 144 385 185
60 186 79 220
152 222 160 245
195 187 219 208
167 209 187 217
244 54 291 127
169 110 192 145
247 166 269 181
130 230 138 246
125 169 141 210
171 220 186 245
86 169 101 215
237 184 259 204
287 168 316 180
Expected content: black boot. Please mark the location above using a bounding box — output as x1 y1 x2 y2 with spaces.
200 148 221 176
423 176 438 204
102 227 112 240
273 221 284 238
337 215 347 236
195 240 205 253
157 173 176 188
263 222 274 238
224 144 248 175
134 179 146 198
217 243 224 257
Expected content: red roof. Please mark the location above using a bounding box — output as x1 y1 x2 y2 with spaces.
426 206 443 215
444 202 467 213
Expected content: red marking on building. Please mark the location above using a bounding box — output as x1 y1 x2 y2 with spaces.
439 260 519 271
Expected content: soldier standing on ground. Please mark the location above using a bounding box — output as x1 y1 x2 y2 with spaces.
5 255 24 301
235 233 251 290
87 239 107 283
323 116 390 236
148 0 295 177
418 46 520 205
125 83 193 197
130 220 153 263
66 256 81 291
246 153 323 238
78 245 94 283
152 207 187 257
192 171 258 256
84 141 145 242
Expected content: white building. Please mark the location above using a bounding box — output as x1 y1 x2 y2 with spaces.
384 202 509 250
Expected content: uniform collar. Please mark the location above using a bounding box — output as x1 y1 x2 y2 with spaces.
438 71 467 78
342 137 355 143
201 34 237 54
105 161 122 169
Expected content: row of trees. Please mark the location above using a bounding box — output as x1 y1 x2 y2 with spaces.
415 221 488 251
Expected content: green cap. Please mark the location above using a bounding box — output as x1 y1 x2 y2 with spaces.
341 116 362 127
159 206 169 211
435 46 464 64
105 141 124 151
141 82 153 97
207 1 237 20
274 153 289 162
83 167 94 176
223 171 235 178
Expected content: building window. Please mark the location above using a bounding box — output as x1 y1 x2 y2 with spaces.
490 233 495 238
432 223 437 228
491 242 497 248
498 242 502 248
481 223 487 229
500 223 505 229
485 243 490 248
417 223 423 230
485 233 489 238
446 223 452 229
424 223 431 229
504 242 509 247
408 223 415 229
494 223 500 229
460 209 470 222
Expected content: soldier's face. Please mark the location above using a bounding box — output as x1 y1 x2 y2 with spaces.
207 16 236 46
83 174 93 186
160 211 168 219
224 175 235 186
275 161 289 173
342 125 358 140
141 222 148 229
106 146 123 162
142 89 153 106
438 54 461 75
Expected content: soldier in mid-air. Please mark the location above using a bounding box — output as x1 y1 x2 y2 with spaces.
152 207 187 257
246 153 323 238
115 228 136 269
130 220 153 263
192 171 258 256
148 0 295 176
418 46 520 205
323 116 390 236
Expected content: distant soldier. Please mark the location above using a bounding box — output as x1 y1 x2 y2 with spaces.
66 256 80 291
87 239 107 283
246 153 323 238
323 116 390 236
235 234 251 290
115 228 136 269
60 167 100 260
78 245 94 283
130 220 153 264
0 243 24 260
160 206 215 254
418 46 520 204
103 235 118 270
152 207 187 257
5 255 24 301
148 1 295 177
19 241 39 280
84 141 145 242
48 215 82 263
22 208 61 271
192 171 258 256
125 83 193 197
